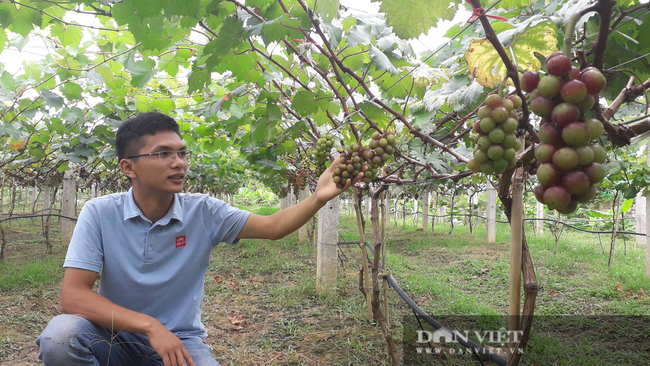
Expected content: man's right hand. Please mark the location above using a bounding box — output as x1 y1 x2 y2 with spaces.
146 321 196 366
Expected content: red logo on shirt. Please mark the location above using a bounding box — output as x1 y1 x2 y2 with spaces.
175 236 186 248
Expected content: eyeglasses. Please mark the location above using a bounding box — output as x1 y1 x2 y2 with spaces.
126 150 192 163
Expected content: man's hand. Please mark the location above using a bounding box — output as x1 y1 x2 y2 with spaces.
313 157 365 204
146 321 196 366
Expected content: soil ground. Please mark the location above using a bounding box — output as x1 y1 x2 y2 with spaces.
1 211 649 365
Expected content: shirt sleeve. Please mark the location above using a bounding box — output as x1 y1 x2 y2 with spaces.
202 196 251 246
63 201 104 273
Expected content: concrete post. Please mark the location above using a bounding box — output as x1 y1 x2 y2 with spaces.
636 192 646 245
43 185 51 215
422 190 429 230
646 142 650 276
298 188 309 243
31 184 37 213
61 170 76 246
536 201 544 236
386 191 391 227
487 183 497 243
316 196 339 294
413 197 419 224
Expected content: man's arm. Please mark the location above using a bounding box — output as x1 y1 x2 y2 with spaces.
61 268 196 366
237 158 363 240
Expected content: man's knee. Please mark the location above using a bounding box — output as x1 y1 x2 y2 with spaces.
37 314 104 362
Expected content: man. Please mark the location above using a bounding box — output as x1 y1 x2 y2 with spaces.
36 112 362 366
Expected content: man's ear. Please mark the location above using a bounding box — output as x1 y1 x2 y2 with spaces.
119 159 138 180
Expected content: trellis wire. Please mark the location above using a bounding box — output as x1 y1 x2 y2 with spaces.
340 0 504 123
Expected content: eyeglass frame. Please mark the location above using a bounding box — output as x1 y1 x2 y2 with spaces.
126 150 192 163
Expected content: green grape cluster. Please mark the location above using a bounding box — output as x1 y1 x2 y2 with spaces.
313 134 335 176
469 94 523 175
332 142 365 190
362 131 397 183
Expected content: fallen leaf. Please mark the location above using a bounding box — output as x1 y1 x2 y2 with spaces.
215 276 223 283
614 283 623 292
231 326 244 331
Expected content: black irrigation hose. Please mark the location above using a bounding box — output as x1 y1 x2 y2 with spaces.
0 213 78 223
338 239 508 366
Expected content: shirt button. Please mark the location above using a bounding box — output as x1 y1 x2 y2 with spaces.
148 247 152 252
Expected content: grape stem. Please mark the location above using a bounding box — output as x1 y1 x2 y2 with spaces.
563 14 580 57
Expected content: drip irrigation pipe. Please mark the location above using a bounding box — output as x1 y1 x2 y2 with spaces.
337 239 509 366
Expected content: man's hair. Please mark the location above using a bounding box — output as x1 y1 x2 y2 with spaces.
115 112 181 161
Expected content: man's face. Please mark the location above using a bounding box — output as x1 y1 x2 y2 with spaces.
122 130 188 196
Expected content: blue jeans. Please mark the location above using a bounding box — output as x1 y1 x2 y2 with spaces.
36 314 220 366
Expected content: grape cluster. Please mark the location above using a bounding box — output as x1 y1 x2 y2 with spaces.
313 134 335 176
363 131 397 183
523 51 607 214
333 142 365 190
295 169 308 190
469 93 523 174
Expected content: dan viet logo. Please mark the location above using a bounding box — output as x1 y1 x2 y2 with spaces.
175 235 186 248
415 327 524 356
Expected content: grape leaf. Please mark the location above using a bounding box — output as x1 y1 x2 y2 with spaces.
369 46 398 74
465 19 558 88
487 0 532 9
372 0 461 39
50 22 83 47
316 0 339 22
40 90 63 109
127 59 156 88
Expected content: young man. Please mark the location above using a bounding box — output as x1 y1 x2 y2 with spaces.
36 112 362 366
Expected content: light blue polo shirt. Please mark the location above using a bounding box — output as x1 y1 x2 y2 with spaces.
63 189 251 340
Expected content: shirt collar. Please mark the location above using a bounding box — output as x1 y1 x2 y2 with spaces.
123 188 184 224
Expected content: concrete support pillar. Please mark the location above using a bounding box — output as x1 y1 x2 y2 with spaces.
422 190 429 230
61 170 76 246
386 191 391 227
31 184 37 213
316 196 339 294
646 142 650 276
636 192 646 245
43 185 51 215
438 206 445 224
298 188 310 243
487 183 497 243
536 201 544 236
413 197 419 224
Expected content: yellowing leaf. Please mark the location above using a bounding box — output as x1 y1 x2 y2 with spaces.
465 19 558 88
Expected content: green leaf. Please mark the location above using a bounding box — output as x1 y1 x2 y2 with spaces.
61 82 83 101
152 98 176 114
372 0 461 39
204 16 245 70
40 90 63 109
136 95 152 112
369 46 398 74
187 66 210 94
127 59 156 88
486 0 531 9
316 0 339 21
0 29 7 54
28 146 45 159
267 101 282 121
50 21 83 47
0 3 41 37
291 90 329 116
0 71 15 92
465 18 558 88
621 198 634 213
